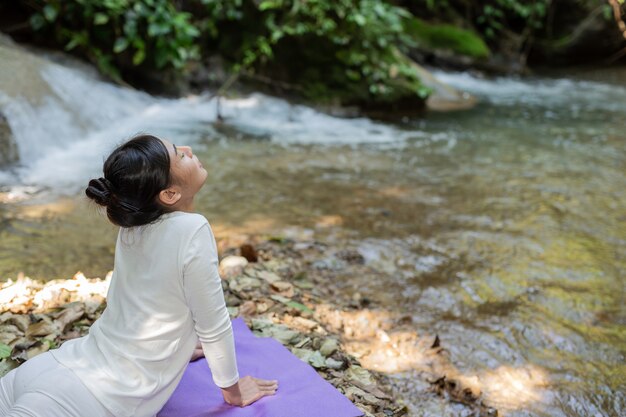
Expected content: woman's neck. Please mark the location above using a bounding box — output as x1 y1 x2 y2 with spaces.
170 196 195 213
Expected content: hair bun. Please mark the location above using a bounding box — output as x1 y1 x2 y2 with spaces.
86 177 114 207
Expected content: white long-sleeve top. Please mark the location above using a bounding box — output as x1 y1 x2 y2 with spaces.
50 211 239 417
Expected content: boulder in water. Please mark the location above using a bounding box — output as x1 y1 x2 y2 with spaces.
0 112 18 167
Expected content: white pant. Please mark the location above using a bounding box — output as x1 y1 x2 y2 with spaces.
0 351 114 417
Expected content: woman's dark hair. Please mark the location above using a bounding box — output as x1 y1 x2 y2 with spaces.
85 134 171 227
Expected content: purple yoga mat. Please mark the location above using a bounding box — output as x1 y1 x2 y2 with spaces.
157 318 363 417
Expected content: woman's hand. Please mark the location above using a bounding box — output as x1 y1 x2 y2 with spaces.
221 376 278 407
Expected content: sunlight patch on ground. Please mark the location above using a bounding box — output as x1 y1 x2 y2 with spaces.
313 303 552 414
0 272 110 313
478 365 550 413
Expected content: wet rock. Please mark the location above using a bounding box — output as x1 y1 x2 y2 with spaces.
335 249 366 265
0 112 19 167
414 63 477 111
311 257 347 271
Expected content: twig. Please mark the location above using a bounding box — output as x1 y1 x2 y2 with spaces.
206 71 240 121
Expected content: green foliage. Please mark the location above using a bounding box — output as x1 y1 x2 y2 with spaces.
404 18 490 58
200 0 429 103
21 0 432 103
27 0 200 81
474 0 551 39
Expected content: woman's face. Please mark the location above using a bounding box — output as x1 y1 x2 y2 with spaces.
160 138 208 199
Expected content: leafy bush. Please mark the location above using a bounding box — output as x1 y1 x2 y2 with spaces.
476 0 550 38
199 0 430 103
27 0 200 81
21 0 431 104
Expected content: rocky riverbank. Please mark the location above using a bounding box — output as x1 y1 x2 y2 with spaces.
0 234 504 416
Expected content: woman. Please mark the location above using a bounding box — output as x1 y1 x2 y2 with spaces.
0 134 278 417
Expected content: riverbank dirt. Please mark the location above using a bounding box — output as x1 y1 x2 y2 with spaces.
0 234 500 416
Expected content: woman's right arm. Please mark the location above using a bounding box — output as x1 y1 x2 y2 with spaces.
182 222 278 406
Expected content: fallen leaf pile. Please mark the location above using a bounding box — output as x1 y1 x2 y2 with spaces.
0 272 109 375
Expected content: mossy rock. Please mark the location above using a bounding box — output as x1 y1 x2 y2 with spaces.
404 18 490 59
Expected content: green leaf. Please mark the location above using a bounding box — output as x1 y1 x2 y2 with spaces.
43 5 58 22
64 33 87 51
353 14 366 26
133 49 146 65
113 37 129 53
29 14 46 31
268 294 314 314
132 48 146 65
94 13 109 25
185 25 201 38
42 339 57 349
285 300 313 314
259 1 282 11
148 22 171 37
0 344 11 360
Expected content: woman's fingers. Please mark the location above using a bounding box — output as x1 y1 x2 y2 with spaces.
235 376 278 407
253 377 278 386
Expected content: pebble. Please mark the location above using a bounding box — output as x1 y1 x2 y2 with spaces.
219 255 248 278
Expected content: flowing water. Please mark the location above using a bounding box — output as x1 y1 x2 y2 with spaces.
0 39 624 416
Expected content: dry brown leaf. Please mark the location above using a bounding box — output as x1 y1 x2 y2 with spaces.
25 321 59 338
270 281 294 297
52 304 85 332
